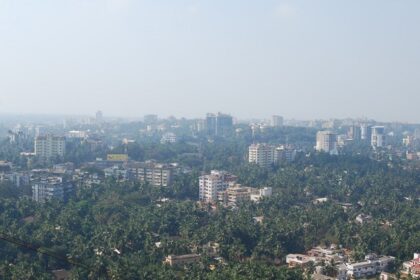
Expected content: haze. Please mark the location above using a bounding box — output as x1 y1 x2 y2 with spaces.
1 0 419 122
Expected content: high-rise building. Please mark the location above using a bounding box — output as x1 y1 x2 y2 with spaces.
272 115 284 127
34 135 66 161
348 125 361 141
361 124 372 141
249 143 276 168
316 131 337 154
206 113 233 136
371 126 385 148
199 170 237 203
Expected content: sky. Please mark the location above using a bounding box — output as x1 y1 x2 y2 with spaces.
0 0 419 122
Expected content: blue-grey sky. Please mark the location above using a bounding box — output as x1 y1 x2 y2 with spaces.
0 0 419 122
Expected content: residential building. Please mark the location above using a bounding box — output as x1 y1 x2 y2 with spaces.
199 170 237 203
126 161 175 187
32 177 73 203
348 125 362 141
371 126 386 148
164 254 201 266
346 255 395 279
402 253 420 278
316 131 337 154
144 114 158 124
250 187 273 202
249 143 276 168
34 135 66 161
161 132 177 144
286 254 317 267
361 124 372 141
272 115 284 127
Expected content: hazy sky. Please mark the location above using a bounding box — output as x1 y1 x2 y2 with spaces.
0 0 419 122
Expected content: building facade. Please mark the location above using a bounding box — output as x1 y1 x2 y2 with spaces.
371 126 385 148
316 131 337 154
199 170 237 203
34 135 66 161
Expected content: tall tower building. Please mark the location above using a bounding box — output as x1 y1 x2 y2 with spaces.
205 113 233 136
316 131 337 154
348 125 362 141
371 126 385 148
361 124 372 141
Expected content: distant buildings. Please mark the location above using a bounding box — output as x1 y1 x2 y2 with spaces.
144 114 158 124
371 126 386 148
316 131 337 154
34 135 66 161
199 170 237 203
95 110 103 123
206 113 233 136
361 124 372 141
348 125 362 141
272 115 284 127
161 132 177 144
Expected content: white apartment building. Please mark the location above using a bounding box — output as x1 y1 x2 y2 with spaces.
371 126 386 148
34 135 66 160
346 255 395 279
199 170 237 203
249 143 276 168
316 131 337 154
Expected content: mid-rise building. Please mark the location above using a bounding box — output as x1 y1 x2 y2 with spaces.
402 253 420 278
161 132 177 144
371 126 385 148
361 124 372 141
249 143 276 168
32 177 73 203
316 131 337 154
199 170 237 203
34 135 66 161
126 161 175 187
272 115 284 127
348 125 362 141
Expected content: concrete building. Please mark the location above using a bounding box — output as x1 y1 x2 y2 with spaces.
316 131 337 154
34 135 66 161
371 126 386 148
249 143 276 168
348 125 362 141
164 254 201 266
32 177 73 203
361 124 372 141
402 253 420 278
346 255 395 279
161 132 177 144
272 115 284 127
199 170 237 203
126 161 175 187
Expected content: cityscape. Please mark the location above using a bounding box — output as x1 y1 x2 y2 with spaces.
0 112 419 279
0 0 419 279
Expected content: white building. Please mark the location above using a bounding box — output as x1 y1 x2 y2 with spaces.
316 131 337 154
199 170 237 203
371 126 385 148
249 143 276 168
160 132 177 144
32 177 73 203
34 135 66 161
346 255 395 279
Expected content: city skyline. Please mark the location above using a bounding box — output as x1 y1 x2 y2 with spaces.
1 0 420 122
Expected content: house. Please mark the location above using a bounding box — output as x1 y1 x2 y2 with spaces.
164 254 201 266
401 253 420 278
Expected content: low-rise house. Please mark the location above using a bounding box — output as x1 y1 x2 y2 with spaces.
286 254 317 267
164 254 201 266
355 213 373 225
401 253 420 278
346 254 395 279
